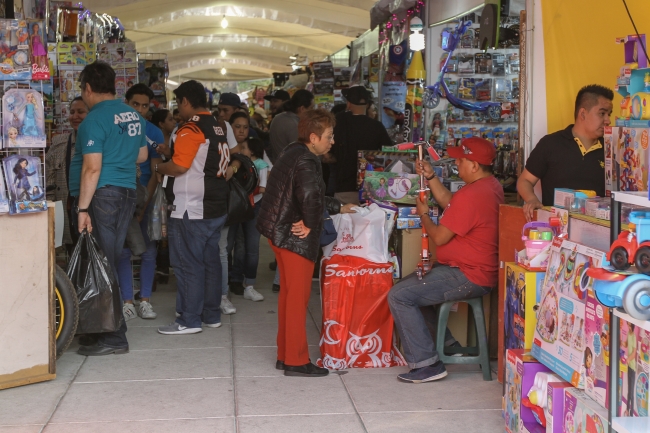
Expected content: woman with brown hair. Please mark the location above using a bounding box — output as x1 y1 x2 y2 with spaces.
257 109 355 377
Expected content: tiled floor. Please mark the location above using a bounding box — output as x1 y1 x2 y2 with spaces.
0 242 504 432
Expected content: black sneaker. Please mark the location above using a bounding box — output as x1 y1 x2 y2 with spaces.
272 284 280 293
446 341 464 357
284 362 329 377
229 281 245 296
397 361 448 383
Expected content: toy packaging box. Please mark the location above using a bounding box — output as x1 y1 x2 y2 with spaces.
545 381 574 433
504 263 546 351
3 88 46 147
618 318 650 417
505 349 551 433
361 171 422 205
0 168 9 213
604 126 650 195
0 19 33 81
562 387 607 433
27 20 49 81
532 238 606 387
356 150 417 190
583 294 610 409
2 154 47 214
57 42 96 66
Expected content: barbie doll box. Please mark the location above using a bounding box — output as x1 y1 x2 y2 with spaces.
531 238 606 388
583 294 610 409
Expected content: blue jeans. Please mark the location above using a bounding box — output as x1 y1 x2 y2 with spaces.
117 206 157 301
227 206 261 286
169 211 226 328
75 186 136 348
388 265 491 369
220 226 229 296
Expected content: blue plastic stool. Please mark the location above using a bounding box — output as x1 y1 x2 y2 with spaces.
435 296 492 381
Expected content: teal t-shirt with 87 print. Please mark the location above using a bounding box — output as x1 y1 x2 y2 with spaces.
68 99 147 196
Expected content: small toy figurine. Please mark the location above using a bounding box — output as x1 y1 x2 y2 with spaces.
13 157 36 200
29 22 47 68
375 176 387 199
20 92 40 136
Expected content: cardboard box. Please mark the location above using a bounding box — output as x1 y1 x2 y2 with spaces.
563 388 608 433
443 179 466 193
504 349 551 433
531 239 606 387
545 381 574 433
553 188 576 209
584 294 610 409
396 206 439 219
605 126 650 194
504 263 546 351
619 317 650 417
396 216 438 230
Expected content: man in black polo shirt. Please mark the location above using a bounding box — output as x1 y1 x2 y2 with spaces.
328 85 393 204
517 84 612 221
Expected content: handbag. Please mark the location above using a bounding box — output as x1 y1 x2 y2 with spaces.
226 178 254 226
320 208 337 246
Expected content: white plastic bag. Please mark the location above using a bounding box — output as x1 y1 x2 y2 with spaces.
323 203 390 263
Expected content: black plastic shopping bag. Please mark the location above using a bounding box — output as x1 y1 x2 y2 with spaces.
66 230 123 334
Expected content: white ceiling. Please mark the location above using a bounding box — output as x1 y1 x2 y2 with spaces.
81 0 373 82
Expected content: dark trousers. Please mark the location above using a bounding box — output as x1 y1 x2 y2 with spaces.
74 186 136 348
169 211 227 328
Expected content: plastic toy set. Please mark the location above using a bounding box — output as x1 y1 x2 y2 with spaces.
504 263 545 351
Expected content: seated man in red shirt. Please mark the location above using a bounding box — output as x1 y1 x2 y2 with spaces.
388 137 504 383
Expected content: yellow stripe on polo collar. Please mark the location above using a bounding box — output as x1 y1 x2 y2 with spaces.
574 137 602 156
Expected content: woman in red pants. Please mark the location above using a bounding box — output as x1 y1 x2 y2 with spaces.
257 109 355 377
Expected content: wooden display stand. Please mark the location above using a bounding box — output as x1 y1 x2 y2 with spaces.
0 207 56 389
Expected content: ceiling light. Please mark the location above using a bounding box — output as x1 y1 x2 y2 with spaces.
221 67 227 75
167 79 179 86
221 48 227 57
221 16 228 29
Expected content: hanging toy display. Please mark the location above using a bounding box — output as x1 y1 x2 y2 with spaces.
2 154 47 214
0 19 33 81
3 88 46 147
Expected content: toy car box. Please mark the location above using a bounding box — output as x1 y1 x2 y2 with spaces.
584 294 610 409
562 387 608 433
504 263 546 351
504 349 551 433
531 238 606 388
545 381 574 433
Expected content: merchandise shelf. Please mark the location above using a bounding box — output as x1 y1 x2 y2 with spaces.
613 308 650 332
610 191 650 208
612 417 650 433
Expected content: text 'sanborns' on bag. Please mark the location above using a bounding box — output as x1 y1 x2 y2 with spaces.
317 255 406 370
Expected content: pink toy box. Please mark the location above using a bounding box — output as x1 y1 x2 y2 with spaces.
583 294 610 409
562 387 607 433
531 239 606 388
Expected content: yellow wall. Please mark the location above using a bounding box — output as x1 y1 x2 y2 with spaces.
542 0 650 133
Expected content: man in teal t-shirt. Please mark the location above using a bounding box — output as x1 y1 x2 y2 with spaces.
68 61 147 356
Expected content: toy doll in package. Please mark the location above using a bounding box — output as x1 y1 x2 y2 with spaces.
2 154 46 214
0 19 32 81
0 168 9 213
3 88 46 147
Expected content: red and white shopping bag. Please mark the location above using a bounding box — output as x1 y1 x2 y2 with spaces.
317 255 406 369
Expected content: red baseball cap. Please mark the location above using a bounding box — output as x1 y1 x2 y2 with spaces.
446 137 496 165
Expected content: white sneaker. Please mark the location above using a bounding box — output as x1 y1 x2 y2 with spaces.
203 321 222 328
158 322 202 334
243 286 264 302
138 301 158 319
123 303 137 321
220 296 236 314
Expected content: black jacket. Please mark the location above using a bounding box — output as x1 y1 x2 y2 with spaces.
257 141 341 262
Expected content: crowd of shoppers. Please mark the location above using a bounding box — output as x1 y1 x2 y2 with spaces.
53 62 496 383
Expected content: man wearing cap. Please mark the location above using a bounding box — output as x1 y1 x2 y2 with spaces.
328 85 393 204
387 137 504 383
264 89 290 117
217 92 258 139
